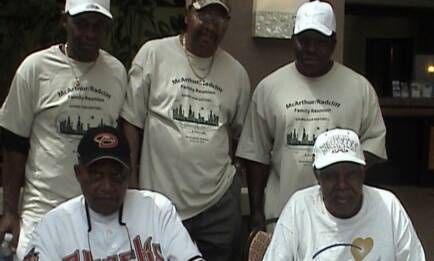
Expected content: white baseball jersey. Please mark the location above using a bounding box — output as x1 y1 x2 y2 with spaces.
24 190 204 261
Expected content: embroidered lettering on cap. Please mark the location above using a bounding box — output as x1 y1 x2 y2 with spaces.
319 135 358 154
86 3 100 10
94 133 118 148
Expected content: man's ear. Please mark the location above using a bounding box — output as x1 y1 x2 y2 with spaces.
313 168 320 182
360 165 367 182
61 12 68 30
74 164 82 181
329 33 337 52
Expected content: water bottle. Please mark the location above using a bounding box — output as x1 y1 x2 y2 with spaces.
392 80 400 97
0 233 13 261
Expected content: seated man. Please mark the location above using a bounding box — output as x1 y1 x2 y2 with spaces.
23 126 204 260
263 129 426 260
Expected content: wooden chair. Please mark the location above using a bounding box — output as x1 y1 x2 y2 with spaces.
244 229 273 261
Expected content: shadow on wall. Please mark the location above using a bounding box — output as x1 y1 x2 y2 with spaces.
0 0 185 104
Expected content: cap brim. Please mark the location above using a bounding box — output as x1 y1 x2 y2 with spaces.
68 4 112 19
83 155 130 169
294 22 333 36
313 154 366 169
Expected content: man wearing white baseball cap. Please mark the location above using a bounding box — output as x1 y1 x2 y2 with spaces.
263 129 425 260
65 0 112 19
0 0 127 258
121 0 250 260
237 0 387 232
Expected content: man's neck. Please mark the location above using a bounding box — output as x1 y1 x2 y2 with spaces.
295 60 334 78
181 34 216 58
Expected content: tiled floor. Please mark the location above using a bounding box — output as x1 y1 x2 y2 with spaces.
381 185 434 260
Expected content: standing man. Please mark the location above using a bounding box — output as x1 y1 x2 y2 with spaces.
263 129 425 260
24 126 204 261
121 0 251 260
0 0 127 258
236 0 387 231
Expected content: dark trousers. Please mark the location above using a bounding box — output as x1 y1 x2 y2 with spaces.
183 175 242 261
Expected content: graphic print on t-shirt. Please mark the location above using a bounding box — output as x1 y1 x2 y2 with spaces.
58 235 164 261
312 237 374 260
55 81 116 137
170 76 224 144
285 98 341 166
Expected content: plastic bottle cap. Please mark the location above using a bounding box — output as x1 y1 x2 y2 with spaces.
3 233 12 243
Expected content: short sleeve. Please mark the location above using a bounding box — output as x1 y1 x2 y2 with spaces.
359 77 387 159
158 199 204 261
120 44 154 129
263 198 297 261
0 71 36 137
236 82 274 164
392 196 426 260
228 66 251 139
24 216 63 260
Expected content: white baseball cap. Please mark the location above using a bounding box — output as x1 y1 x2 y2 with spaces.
294 0 336 36
187 0 230 14
65 0 112 20
313 129 366 169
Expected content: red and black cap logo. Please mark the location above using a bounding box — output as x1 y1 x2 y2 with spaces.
77 126 130 168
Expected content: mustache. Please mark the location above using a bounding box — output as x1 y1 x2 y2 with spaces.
198 29 218 41
330 191 354 199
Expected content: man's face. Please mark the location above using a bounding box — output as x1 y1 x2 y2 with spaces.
63 12 110 62
294 30 336 77
75 159 130 215
316 162 365 219
184 5 229 57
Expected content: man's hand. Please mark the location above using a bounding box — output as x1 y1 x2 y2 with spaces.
250 210 266 232
122 119 143 189
245 159 270 233
0 212 20 251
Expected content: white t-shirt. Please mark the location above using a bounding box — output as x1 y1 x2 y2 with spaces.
236 62 387 222
263 185 426 261
0 45 127 257
25 190 204 260
121 36 251 219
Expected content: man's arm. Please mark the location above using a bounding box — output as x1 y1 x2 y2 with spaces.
23 215 61 260
359 79 388 166
364 151 386 170
159 197 204 260
121 119 142 188
393 197 426 260
245 159 270 232
0 128 28 250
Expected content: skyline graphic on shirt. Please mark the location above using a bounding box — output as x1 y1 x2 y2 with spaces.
172 104 219 127
287 128 318 146
58 115 110 135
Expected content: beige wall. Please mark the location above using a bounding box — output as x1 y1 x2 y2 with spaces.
220 0 345 87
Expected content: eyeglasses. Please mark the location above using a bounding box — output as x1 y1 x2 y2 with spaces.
193 11 230 27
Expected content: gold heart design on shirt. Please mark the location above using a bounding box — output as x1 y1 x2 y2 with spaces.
351 237 373 261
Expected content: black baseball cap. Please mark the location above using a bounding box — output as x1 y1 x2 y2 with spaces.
77 126 131 168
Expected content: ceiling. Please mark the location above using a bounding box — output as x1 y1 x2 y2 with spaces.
347 0 434 8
